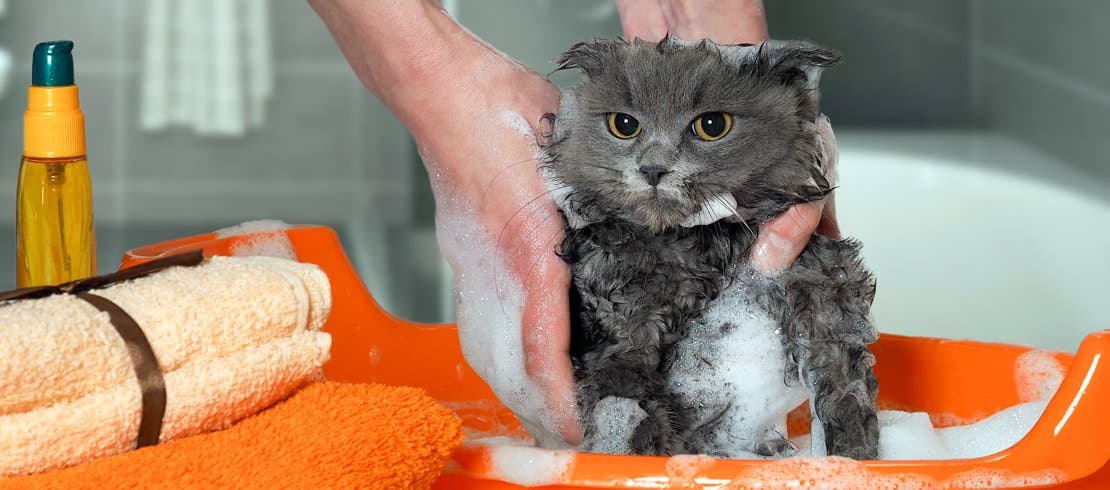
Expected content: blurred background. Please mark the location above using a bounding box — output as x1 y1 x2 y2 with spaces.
0 1 1106 351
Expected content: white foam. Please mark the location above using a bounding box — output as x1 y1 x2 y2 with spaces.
667 274 808 457
215 219 297 260
936 401 1049 459
482 442 575 486
584 397 647 455
665 454 716 487
878 410 949 460
678 193 738 227
214 219 293 237
878 401 1048 461
498 110 534 138
1014 350 1067 402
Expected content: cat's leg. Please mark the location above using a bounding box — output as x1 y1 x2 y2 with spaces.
576 347 686 456
768 236 879 460
795 336 879 459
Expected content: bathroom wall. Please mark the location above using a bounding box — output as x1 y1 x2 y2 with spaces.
0 1 1106 318
765 0 974 128
973 0 1110 182
0 0 414 229
0 1 416 304
768 0 1109 184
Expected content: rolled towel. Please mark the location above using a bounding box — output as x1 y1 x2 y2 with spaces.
0 331 332 477
0 382 464 489
0 255 330 415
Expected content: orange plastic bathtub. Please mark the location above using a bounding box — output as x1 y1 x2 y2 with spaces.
121 224 1110 489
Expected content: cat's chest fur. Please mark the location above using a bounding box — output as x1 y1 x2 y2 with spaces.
562 222 748 364
562 221 806 456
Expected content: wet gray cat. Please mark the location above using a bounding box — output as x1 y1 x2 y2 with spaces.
540 38 879 459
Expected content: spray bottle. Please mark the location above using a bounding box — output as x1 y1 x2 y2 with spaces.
16 40 96 287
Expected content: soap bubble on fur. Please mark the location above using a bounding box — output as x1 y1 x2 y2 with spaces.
667 273 807 457
583 397 646 454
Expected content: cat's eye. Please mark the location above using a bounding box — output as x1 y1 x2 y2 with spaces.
607 113 641 139
691 112 733 141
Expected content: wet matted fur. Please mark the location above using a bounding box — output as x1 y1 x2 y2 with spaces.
540 38 879 459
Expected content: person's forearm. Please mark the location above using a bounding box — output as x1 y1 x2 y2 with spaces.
307 0 469 117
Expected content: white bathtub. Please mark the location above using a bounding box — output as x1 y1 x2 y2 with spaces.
835 131 1110 353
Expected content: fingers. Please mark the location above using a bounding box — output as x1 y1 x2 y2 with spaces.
616 0 769 44
750 201 824 275
520 261 582 445
615 0 669 41
816 192 841 240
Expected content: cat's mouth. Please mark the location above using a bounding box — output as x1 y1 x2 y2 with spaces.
624 190 701 231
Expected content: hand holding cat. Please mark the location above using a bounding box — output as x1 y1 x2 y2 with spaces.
310 0 583 445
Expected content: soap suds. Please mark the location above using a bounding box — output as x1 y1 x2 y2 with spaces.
943 468 1066 488
583 396 647 455
878 402 1052 461
726 457 1064 489
727 457 934 490
666 454 716 487
935 401 1049 460
667 276 808 457
215 219 297 260
478 439 575 486
1014 350 1066 402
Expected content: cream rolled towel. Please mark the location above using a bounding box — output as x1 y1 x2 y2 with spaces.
0 255 331 415
0 331 331 477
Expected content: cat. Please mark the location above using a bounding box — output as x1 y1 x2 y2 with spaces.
539 37 879 459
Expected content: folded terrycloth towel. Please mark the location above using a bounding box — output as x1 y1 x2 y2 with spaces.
0 331 331 476
0 382 465 489
0 255 330 415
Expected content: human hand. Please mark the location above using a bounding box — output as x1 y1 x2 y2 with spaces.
615 0 840 275
417 61 582 447
308 0 581 446
751 116 841 274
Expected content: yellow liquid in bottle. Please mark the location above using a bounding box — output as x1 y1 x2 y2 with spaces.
16 155 96 287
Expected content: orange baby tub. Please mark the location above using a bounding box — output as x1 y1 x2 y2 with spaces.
121 224 1110 489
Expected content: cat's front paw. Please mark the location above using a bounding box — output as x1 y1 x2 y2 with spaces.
627 399 686 456
820 379 880 460
754 431 798 458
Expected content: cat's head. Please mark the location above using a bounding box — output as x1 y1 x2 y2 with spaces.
542 38 839 232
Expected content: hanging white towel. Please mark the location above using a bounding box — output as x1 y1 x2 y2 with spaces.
140 0 273 137
0 48 11 100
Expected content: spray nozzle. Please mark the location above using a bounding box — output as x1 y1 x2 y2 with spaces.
31 40 75 87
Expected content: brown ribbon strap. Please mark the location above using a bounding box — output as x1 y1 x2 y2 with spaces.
0 250 204 303
0 250 205 448
76 292 167 448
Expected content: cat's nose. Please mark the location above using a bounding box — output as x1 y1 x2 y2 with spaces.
639 166 671 186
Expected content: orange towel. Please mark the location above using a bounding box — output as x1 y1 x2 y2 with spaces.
0 382 464 490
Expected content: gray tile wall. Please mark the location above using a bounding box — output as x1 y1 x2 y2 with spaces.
0 0 416 228
765 0 974 127
973 0 1110 181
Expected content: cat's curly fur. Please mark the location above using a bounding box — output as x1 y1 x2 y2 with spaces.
540 38 879 459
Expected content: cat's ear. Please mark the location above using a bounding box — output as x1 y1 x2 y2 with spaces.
759 40 841 89
555 39 624 77
719 40 840 89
